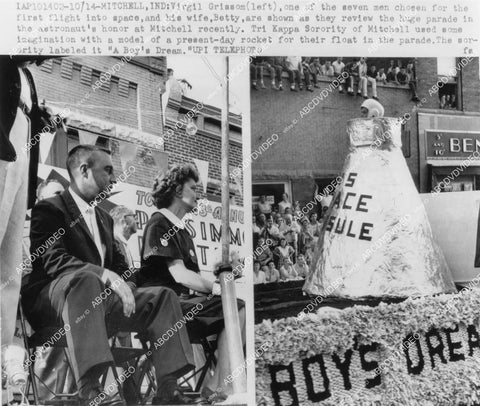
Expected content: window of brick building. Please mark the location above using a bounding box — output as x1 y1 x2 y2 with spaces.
436 58 461 110
252 182 290 213
206 181 237 204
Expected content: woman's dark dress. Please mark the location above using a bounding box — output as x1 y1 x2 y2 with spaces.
138 211 243 338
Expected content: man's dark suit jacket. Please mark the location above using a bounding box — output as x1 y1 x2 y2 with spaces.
22 189 134 305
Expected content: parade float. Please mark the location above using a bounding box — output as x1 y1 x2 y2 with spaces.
256 118 480 405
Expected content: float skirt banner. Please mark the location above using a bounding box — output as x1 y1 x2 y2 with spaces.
256 289 480 406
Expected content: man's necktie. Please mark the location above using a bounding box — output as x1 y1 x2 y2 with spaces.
86 207 105 266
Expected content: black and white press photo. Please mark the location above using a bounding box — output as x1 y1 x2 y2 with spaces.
2 1 480 406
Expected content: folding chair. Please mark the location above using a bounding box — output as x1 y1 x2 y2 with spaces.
19 302 75 405
131 334 218 404
179 335 218 393
18 300 146 405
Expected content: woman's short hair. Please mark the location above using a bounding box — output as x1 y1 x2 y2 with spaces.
151 163 199 209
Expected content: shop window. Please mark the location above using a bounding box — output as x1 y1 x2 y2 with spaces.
433 174 475 192
206 181 237 204
430 166 480 192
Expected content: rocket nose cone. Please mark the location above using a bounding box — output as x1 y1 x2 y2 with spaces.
347 117 403 149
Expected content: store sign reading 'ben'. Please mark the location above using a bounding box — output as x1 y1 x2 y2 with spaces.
426 130 480 159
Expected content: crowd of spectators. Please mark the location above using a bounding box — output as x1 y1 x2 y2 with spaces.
250 57 420 102
252 193 329 285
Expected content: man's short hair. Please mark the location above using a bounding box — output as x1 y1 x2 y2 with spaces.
109 205 134 225
66 145 111 179
151 163 199 209
36 178 63 200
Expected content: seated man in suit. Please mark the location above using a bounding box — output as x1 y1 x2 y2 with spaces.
22 145 197 406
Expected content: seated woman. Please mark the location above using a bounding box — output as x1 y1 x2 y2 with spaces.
255 237 274 267
264 261 281 283
293 254 310 279
138 164 245 402
279 258 299 281
273 238 295 268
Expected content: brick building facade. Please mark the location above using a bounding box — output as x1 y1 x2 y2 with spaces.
31 56 167 189
251 57 480 212
31 56 243 203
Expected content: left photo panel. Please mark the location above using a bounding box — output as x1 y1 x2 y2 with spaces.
1 55 253 406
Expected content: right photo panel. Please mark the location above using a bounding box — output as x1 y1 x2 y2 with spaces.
251 56 480 405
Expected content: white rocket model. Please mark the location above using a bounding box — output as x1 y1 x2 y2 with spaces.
304 113 456 298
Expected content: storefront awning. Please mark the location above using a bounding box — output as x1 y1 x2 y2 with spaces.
427 159 480 167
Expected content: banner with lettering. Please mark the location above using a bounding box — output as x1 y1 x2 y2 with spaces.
256 289 480 405
35 164 247 275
